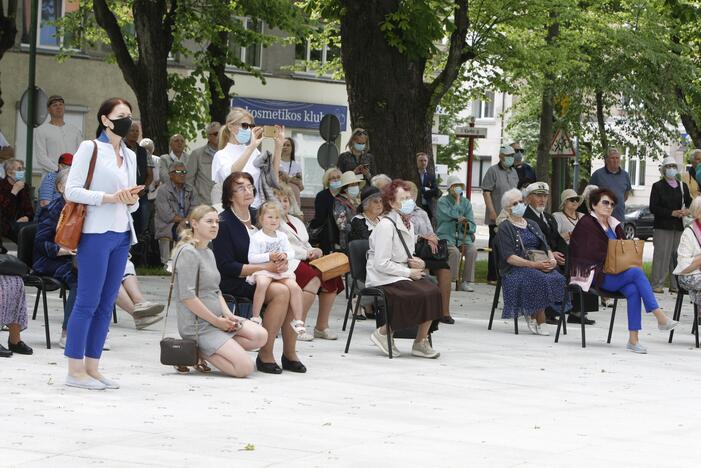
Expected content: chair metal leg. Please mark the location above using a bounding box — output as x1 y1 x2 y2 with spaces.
113 305 118 324
41 285 51 349
488 279 501 330
695 304 699 349
607 299 618 344
344 273 350 299
669 293 683 343
513 315 519 335
555 312 565 343
342 281 356 331
32 290 40 320
344 293 362 353
385 297 393 359
555 289 572 343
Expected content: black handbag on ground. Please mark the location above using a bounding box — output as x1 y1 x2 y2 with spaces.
415 238 448 262
0 254 29 276
160 248 199 367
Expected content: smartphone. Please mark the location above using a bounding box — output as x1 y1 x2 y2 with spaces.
262 125 279 138
15 170 25 181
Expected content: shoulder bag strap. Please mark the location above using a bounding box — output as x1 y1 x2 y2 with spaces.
84 141 99 190
161 246 200 343
687 223 701 249
384 216 413 258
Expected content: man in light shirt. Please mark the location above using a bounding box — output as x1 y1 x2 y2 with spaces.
33 95 83 175
186 122 220 205
158 134 189 182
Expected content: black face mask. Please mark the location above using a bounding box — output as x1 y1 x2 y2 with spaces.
107 116 132 138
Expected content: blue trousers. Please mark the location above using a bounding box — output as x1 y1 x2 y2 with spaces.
601 267 659 331
64 231 130 359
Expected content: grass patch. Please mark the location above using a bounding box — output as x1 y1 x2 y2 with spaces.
136 266 169 276
472 260 653 283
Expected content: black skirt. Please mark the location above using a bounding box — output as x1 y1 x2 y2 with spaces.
376 278 442 331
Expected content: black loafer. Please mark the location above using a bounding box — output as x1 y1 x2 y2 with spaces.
567 315 596 325
256 355 282 374
0 344 12 358
8 340 33 355
281 354 307 373
545 317 559 325
439 316 455 324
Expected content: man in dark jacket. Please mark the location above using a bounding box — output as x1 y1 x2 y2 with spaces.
415 152 441 221
523 181 594 325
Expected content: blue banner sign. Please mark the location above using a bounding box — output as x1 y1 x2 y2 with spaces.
231 97 347 131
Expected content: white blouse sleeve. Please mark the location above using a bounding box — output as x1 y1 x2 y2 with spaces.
247 232 270 264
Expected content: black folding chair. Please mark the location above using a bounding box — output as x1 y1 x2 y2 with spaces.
487 243 520 334
668 280 699 348
343 240 397 359
17 224 64 349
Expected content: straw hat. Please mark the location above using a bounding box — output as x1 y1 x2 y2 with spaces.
559 188 583 210
339 171 366 189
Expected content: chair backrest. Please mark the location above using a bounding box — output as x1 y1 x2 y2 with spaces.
348 239 369 283
17 223 37 267
492 242 501 280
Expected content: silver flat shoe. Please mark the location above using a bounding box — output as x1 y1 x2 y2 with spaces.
658 319 679 331
65 375 107 390
626 342 648 354
96 376 120 389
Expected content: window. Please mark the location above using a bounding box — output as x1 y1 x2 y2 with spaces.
471 92 495 119
623 148 646 187
295 40 340 74
230 18 262 68
21 0 79 49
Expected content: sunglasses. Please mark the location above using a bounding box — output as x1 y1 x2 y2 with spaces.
567 197 579 203
237 123 255 130
599 199 616 208
353 130 368 136
172 169 188 175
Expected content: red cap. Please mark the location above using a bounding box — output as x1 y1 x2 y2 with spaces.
58 153 73 165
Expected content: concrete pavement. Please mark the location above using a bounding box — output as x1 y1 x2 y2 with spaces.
1 275 699 467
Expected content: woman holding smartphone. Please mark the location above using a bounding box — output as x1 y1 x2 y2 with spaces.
63 97 144 390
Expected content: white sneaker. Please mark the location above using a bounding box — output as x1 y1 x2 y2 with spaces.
411 339 440 358
313 328 338 340
370 329 390 356
525 315 538 335
58 334 66 349
535 323 550 336
390 337 401 357
133 315 164 330
460 282 475 292
132 302 165 319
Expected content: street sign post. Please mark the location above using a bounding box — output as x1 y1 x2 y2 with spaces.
454 120 488 198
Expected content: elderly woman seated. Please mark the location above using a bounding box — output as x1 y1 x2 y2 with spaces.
366 179 442 358
494 188 568 336
436 175 477 292
0 275 32 357
405 181 455 324
570 188 678 353
675 196 701 315
308 168 342 254
0 158 34 242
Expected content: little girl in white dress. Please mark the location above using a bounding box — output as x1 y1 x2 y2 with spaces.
247 202 306 335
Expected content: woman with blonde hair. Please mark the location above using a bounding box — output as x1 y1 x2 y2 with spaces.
211 107 284 209
336 128 376 184
173 204 267 377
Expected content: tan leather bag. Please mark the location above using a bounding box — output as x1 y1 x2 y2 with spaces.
603 239 644 274
55 142 98 250
309 252 350 281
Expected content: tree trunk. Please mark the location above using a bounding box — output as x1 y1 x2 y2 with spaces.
0 0 19 112
338 0 470 181
535 86 554 182
595 89 609 152
207 31 235 125
677 88 701 148
93 0 175 154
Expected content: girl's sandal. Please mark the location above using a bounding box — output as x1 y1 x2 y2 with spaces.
174 365 190 373
194 359 212 373
290 319 306 335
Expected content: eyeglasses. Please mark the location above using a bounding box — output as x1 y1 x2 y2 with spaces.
172 169 187 175
511 200 523 207
353 130 368 136
233 184 255 193
234 123 255 130
599 200 616 208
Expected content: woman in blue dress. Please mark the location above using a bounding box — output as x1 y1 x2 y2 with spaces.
495 188 568 336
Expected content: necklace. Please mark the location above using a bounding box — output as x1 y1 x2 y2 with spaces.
563 210 579 226
232 207 251 223
510 217 527 228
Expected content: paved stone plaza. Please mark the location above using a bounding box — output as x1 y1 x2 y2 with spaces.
1 275 700 468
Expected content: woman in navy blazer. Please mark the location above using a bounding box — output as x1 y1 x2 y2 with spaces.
212 171 304 374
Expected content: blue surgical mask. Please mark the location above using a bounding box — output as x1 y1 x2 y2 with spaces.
14 170 25 181
236 128 251 145
347 186 360 197
511 202 527 217
665 168 678 178
353 143 366 152
329 180 342 191
399 199 416 215
453 187 463 196
503 156 515 168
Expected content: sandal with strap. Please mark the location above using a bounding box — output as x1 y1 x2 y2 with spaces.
174 365 190 373
290 319 306 335
194 359 211 373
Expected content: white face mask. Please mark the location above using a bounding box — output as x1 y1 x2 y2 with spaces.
347 186 360 197
665 167 678 178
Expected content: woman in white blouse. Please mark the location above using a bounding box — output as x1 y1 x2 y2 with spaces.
278 137 304 206
211 107 284 209
63 98 142 391
552 188 584 244
276 187 343 341
674 196 701 305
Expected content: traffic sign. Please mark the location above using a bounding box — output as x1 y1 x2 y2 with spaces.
549 128 576 157
454 126 488 138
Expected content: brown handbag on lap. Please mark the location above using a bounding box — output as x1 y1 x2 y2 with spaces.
603 239 644 274
55 142 98 250
309 252 350 281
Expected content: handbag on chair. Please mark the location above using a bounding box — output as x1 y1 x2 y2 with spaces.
55 142 98 250
603 239 644 274
159 248 200 368
309 252 350 281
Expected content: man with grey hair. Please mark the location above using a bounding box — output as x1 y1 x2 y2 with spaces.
370 173 392 190
158 133 189 182
186 122 221 205
589 147 632 222
155 161 195 269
